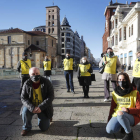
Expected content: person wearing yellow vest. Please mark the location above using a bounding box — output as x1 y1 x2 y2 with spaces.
77 57 93 98
106 73 140 140
99 47 121 102
132 52 140 93
43 56 52 82
20 67 54 136
63 52 75 93
17 52 31 95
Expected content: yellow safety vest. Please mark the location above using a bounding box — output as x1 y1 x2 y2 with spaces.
20 59 31 74
104 56 117 74
79 64 91 76
112 90 137 117
32 85 43 107
63 58 73 70
133 59 140 77
43 61 51 71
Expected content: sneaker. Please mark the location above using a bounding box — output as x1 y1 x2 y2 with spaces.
122 131 133 140
104 99 109 102
67 89 70 92
71 91 75 94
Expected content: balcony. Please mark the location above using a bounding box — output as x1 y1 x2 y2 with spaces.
118 40 127 49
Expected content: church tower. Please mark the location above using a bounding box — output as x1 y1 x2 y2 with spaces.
45 6 61 55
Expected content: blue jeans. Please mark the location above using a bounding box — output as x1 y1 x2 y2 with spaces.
22 106 50 131
64 71 74 91
106 111 134 134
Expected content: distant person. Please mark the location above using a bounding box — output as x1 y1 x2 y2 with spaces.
121 64 125 72
17 52 31 95
43 56 52 82
20 67 54 136
106 73 140 140
77 57 93 98
99 47 121 102
128 64 131 70
132 52 140 93
63 52 75 93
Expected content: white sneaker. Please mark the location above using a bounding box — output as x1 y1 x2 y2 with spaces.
104 99 109 102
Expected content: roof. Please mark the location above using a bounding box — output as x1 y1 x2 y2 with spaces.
0 28 26 34
75 31 80 38
24 44 46 52
26 31 47 36
0 29 9 32
45 6 60 10
61 17 71 27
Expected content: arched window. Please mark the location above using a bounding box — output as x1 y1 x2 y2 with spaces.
49 15 51 20
48 22 50 26
129 27 130 37
131 24 133 35
52 28 54 33
52 21 54 26
52 15 54 20
48 28 51 34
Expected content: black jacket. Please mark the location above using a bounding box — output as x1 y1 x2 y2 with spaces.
20 76 54 119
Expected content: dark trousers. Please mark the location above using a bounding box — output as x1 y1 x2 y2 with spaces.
133 78 140 93
64 71 74 91
104 80 116 99
82 85 89 97
20 76 29 95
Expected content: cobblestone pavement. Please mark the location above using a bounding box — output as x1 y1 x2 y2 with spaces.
0 71 140 140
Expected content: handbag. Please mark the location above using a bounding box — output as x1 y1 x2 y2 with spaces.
91 73 96 81
99 56 106 74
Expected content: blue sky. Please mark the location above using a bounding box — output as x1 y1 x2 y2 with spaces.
0 0 134 58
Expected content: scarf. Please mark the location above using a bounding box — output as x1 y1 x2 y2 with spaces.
114 86 133 97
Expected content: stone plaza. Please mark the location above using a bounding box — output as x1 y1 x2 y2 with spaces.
0 71 140 140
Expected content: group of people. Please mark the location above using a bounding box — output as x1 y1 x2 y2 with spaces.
16 48 140 140
100 47 140 140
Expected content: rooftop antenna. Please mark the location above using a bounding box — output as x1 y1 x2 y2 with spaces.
116 0 118 3
53 0 54 6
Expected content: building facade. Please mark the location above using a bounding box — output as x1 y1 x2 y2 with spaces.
0 28 58 68
107 2 140 68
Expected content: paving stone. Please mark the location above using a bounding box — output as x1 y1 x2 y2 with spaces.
0 118 16 125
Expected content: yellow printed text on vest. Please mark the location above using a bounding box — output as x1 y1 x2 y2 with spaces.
20 59 31 74
104 56 117 74
133 59 140 77
43 61 51 71
112 90 137 117
32 85 43 107
79 64 91 76
64 58 73 70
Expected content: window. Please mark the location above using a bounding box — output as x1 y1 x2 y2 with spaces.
131 24 133 35
61 33 64 36
48 28 51 34
48 22 50 26
66 33 70 36
49 15 51 20
62 38 64 42
52 15 54 20
52 10 54 12
36 41 39 45
28 40 30 45
52 28 54 33
115 19 118 28
115 35 118 45
52 21 54 26
124 27 126 40
8 36 11 44
52 40 53 47
112 21 114 29
62 49 64 53
43 29 46 32
62 44 64 48
129 27 130 37
119 28 122 41
66 38 70 42
112 36 114 46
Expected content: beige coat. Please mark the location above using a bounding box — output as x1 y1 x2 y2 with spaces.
99 55 121 81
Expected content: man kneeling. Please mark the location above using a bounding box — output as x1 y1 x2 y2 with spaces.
20 67 54 136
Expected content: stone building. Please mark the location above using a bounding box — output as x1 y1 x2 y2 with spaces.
0 28 57 69
107 1 140 68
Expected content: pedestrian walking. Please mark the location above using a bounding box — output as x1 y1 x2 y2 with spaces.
132 52 140 93
20 67 54 136
63 52 75 93
43 56 52 82
121 64 125 72
77 57 93 98
106 72 140 140
17 52 31 95
99 47 121 102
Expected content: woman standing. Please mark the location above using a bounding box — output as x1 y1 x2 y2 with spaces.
77 57 93 98
106 73 140 140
